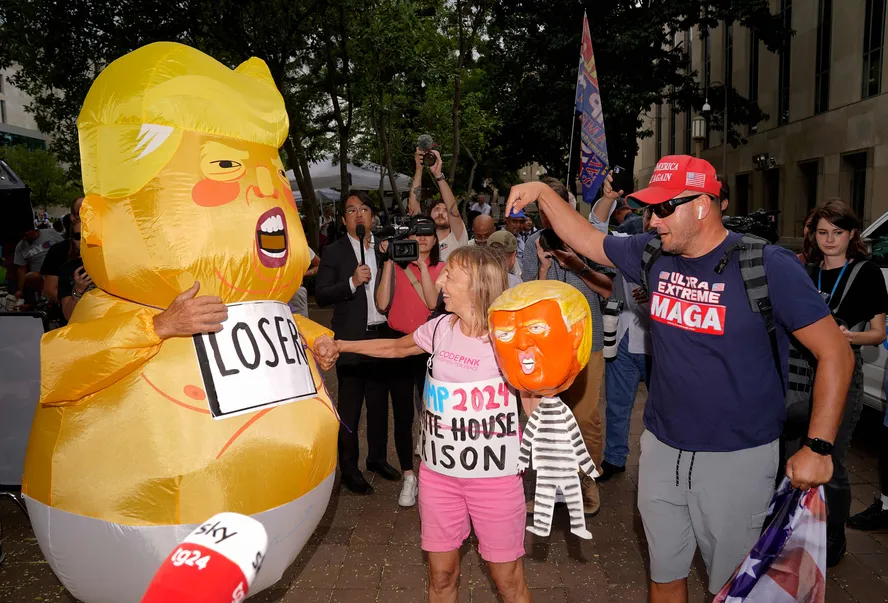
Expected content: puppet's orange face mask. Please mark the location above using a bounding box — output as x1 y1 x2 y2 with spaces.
489 299 584 396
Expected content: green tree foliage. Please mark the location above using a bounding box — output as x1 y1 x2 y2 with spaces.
482 0 791 189
0 146 81 210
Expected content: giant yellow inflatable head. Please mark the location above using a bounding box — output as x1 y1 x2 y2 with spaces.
22 43 338 603
78 42 308 306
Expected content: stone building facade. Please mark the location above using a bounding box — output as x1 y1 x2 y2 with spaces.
634 0 887 244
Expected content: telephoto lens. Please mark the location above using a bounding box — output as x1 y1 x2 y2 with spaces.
601 298 623 360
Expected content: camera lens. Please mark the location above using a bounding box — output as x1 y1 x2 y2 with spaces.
422 153 437 167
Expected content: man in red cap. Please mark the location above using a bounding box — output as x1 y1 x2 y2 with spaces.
504 155 854 602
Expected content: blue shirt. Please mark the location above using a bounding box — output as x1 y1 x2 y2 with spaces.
603 231 830 452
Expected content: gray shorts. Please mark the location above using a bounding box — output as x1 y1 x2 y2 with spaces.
637 430 778 594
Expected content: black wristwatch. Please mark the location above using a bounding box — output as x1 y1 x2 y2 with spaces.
804 437 834 456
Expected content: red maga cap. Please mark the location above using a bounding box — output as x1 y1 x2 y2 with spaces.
626 155 721 207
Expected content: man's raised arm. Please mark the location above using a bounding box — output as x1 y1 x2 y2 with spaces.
430 151 465 240
505 182 613 268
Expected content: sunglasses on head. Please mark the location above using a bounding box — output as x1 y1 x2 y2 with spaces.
649 194 714 219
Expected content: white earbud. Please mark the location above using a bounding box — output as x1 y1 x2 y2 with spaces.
697 206 703 219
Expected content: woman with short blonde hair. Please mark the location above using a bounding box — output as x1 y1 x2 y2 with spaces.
335 245 532 603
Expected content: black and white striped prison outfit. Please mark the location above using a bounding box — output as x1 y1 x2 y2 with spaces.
518 396 598 539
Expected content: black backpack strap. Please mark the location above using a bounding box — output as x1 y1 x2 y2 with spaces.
732 235 789 396
831 260 867 317
640 235 664 294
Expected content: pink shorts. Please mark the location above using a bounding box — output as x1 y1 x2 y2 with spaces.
418 463 526 563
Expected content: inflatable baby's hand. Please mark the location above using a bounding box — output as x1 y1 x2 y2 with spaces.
153 282 228 340
314 335 338 371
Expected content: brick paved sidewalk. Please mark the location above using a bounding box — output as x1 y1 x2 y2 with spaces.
3 306 888 602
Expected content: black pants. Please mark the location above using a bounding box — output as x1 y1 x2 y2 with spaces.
336 336 415 475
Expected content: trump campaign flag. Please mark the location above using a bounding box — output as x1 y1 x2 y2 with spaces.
575 12 609 203
714 478 827 603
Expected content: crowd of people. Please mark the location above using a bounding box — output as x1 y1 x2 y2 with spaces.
4 146 888 602
310 149 888 602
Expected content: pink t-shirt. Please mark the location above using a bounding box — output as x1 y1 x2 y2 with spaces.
413 315 505 382
388 260 444 334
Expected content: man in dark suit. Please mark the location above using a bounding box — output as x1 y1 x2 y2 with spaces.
315 190 402 494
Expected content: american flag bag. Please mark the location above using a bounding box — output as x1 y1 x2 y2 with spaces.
714 478 826 603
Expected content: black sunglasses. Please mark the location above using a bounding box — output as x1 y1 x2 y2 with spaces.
649 194 714 219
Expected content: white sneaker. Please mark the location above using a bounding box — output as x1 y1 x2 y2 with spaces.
398 474 418 507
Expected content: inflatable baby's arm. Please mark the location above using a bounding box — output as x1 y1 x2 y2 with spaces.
292 314 334 351
40 302 163 406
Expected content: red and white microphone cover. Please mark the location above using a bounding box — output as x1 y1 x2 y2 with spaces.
141 512 268 603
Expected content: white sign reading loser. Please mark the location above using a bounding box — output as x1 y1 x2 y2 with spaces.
193 301 318 419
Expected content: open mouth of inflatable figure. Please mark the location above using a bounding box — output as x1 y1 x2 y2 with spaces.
256 208 289 268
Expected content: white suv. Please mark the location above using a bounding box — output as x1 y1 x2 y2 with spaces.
860 213 888 413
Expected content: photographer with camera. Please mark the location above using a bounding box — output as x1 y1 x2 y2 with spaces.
408 142 467 261
521 176 614 517
374 215 443 507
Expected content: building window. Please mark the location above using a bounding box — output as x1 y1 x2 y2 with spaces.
799 161 819 235
844 152 868 218
725 22 733 89
778 0 792 125
748 32 759 103
814 0 832 113
703 29 711 149
735 173 750 216
863 0 886 98
669 99 676 154
0 100 6 125
656 103 662 158
765 168 781 212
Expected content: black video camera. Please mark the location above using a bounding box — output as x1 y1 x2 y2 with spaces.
376 218 436 263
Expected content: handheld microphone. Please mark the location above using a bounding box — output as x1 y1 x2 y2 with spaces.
355 224 366 265
141 513 268 603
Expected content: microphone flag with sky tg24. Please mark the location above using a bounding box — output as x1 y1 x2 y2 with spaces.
141 512 268 603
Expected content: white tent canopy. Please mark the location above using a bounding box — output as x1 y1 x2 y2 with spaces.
292 188 339 205
287 154 411 193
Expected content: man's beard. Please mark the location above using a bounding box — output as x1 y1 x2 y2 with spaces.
434 219 449 230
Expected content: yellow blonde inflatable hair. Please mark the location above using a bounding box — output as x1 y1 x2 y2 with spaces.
488 280 592 368
78 42 289 199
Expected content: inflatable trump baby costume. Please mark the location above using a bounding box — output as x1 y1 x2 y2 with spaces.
21 42 338 603
488 281 599 539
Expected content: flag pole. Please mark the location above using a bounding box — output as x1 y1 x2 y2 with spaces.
566 56 581 186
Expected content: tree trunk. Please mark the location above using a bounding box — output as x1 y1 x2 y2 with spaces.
323 18 351 202
284 137 321 251
463 143 478 195
381 122 402 214
450 3 465 183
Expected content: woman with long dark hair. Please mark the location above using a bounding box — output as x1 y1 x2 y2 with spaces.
802 199 887 567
